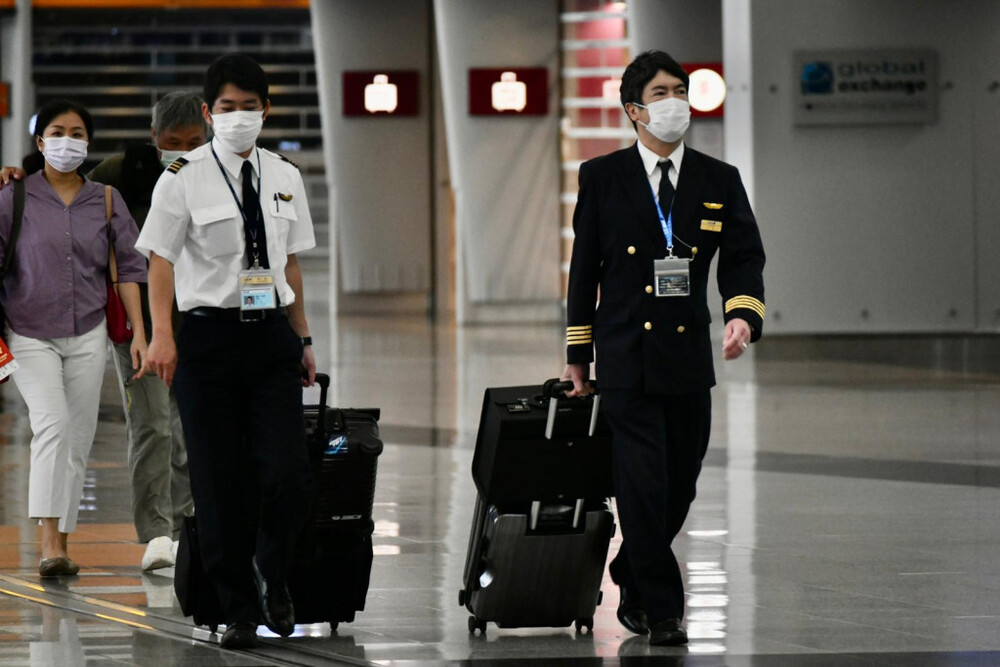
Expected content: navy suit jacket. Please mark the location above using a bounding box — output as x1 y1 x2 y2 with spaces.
566 143 765 395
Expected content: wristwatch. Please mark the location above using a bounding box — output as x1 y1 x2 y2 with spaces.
301 336 313 346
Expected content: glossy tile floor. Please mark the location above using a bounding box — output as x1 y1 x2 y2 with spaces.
1 266 1000 665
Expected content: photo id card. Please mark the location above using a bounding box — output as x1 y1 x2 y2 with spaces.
654 257 691 297
239 268 277 311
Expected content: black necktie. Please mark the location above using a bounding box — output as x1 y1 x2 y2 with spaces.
241 160 269 269
658 160 674 207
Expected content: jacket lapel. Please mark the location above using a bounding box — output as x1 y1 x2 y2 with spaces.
615 145 672 251
671 148 703 254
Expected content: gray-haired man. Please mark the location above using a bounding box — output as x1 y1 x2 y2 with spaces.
89 91 208 571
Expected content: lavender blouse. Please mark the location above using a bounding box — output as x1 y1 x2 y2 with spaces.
0 171 147 340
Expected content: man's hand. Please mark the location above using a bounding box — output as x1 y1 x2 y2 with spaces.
561 363 594 397
301 345 316 387
139 335 178 387
0 167 26 187
723 318 752 361
129 336 149 380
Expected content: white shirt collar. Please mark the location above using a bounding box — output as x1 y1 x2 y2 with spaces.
637 139 684 178
212 138 259 179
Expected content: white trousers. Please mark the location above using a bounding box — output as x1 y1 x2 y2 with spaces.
10 321 107 533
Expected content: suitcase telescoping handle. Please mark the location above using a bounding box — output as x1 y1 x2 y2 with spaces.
310 373 330 432
313 372 330 410
542 378 600 441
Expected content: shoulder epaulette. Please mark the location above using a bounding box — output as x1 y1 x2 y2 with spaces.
259 147 299 170
278 153 299 170
166 157 189 174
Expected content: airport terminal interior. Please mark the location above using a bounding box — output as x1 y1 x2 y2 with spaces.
2 0 1000 665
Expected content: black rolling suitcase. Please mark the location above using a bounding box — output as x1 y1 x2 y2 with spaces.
174 373 382 633
459 379 615 634
289 375 383 631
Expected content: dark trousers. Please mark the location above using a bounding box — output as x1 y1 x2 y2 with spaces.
173 313 312 624
602 388 711 625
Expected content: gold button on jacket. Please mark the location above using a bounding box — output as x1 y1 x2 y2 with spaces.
627 246 636 255
677 325 685 333
644 322 652 331
645 285 653 294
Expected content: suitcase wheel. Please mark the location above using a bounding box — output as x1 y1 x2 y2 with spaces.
468 616 487 635
330 621 339 633
574 617 593 634
458 589 466 607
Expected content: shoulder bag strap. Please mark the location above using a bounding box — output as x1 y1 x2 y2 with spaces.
1 180 25 281
105 185 119 290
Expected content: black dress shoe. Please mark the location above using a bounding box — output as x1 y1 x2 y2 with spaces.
220 621 258 649
252 557 295 637
616 585 649 635
649 618 688 646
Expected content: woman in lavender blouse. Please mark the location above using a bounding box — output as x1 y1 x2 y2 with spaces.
0 100 148 577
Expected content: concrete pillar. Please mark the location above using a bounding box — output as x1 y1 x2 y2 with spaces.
0 0 33 166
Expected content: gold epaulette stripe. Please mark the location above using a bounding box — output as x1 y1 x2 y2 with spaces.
166 157 188 174
278 153 300 169
725 296 765 319
566 325 592 332
567 332 592 340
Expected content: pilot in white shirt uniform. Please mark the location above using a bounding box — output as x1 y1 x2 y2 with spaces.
137 53 313 651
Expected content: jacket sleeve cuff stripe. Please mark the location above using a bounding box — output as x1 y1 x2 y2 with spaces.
725 296 765 319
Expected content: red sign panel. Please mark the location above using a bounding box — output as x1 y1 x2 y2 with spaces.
0 82 8 119
684 62 725 118
342 71 419 117
468 68 548 116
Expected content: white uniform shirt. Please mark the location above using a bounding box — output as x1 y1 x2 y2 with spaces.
136 138 315 311
637 139 684 198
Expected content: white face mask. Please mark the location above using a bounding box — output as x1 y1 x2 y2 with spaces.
158 148 187 169
41 136 89 173
634 97 690 143
210 110 264 153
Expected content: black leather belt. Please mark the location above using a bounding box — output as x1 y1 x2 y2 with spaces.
187 306 286 323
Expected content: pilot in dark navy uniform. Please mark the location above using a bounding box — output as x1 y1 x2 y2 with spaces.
137 54 315 650
562 51 765 646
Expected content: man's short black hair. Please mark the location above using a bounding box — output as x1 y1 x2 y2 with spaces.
619 50 690 109
204 53 269 108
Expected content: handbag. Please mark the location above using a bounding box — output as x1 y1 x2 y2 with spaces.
104 185 133 344
0 180 26 383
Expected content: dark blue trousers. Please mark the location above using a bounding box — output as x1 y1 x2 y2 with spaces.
173 312 311 624
602 388 711 625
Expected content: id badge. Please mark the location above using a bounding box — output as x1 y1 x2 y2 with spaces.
239 267 277 310
653 257 691 297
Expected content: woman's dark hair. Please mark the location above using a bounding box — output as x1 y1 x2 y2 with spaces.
23 98 94 174
619 50 690 115
203 53 269 108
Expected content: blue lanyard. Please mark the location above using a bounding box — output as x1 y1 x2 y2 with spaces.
212 146 264 263
647 179 675 255
211 146 262 229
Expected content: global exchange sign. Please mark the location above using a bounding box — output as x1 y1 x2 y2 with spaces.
794 49 937 125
